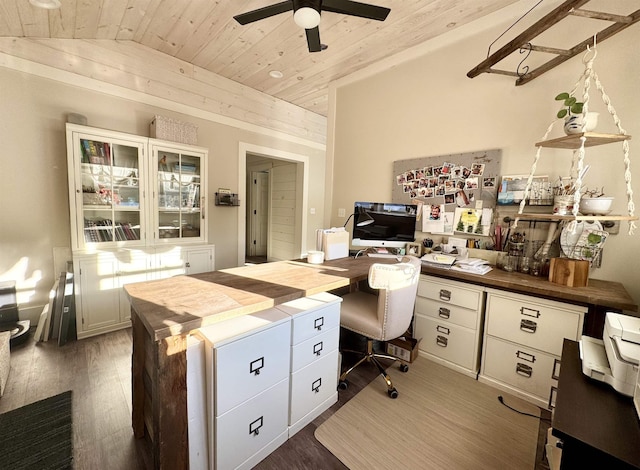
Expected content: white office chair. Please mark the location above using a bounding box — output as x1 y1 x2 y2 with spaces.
338 255 421 398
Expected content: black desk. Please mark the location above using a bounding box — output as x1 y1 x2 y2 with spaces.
553 339 640 469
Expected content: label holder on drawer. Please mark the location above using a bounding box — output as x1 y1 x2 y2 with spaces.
314 316 324 331
313 341 324 356
249 416 263 436
250 357 264 375
312 378 322 393
520 306 541 318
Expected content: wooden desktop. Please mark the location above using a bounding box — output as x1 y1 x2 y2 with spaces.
125 256 637 469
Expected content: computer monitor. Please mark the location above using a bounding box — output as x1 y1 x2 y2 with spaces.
351 201 418 248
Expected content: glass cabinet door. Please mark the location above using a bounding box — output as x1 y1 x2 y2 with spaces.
155 146 205 242
76 134 145 247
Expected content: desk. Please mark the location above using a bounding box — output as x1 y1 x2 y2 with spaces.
126 257 637 469
125 256 389 469
552 339 640 469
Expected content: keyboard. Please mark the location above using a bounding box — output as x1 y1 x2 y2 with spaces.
367 253 402 258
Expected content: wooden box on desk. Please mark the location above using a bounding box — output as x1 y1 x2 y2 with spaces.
548 258 589 287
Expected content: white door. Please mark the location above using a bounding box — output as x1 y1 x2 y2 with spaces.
269 163 297 261
249 171 269 257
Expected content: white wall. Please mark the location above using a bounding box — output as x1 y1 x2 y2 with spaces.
0 67 327 322
329 7 640 305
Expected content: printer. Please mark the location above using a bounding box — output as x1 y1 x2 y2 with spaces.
580 312 640 397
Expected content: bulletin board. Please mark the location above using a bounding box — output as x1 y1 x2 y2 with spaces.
392 149 501 236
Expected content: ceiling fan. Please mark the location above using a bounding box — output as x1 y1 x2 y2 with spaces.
233 0 390 52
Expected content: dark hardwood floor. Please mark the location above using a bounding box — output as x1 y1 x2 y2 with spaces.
0 328 551 469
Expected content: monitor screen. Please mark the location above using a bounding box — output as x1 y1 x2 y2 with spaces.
351 201 418 248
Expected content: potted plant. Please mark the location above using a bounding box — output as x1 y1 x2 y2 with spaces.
555 92 598 134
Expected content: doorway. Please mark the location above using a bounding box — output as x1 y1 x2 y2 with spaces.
237 143 309 267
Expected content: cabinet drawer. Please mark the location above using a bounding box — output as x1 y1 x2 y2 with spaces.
289 350 339 425
415 296 479 330
215 379 289 470
291 327 339 372
289 303 340 345
215 321 291 416
486 292 583 356
418 276 483 311
482 336 557 402
414 315 477 370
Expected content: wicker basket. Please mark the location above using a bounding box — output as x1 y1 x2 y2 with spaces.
150 115 198 145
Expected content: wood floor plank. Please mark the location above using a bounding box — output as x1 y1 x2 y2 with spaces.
0 328 551 469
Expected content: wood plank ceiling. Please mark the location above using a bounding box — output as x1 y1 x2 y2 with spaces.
0 0 521 117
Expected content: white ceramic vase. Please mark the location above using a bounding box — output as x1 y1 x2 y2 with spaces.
564 112 599 135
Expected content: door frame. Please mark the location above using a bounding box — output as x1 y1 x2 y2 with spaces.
237 143 309 266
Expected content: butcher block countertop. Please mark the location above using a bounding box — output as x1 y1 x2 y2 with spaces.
125 256 637 341
420 265 637 314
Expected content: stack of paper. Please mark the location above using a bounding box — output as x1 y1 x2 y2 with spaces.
421 253 457 269
451 257 492 275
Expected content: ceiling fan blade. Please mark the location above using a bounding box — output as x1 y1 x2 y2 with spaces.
233 1 293 25
322 0 390 21
305 27 322 52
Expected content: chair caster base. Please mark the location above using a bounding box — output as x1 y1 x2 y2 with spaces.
338 380 349 391
387 387 398 399
400 363 409 373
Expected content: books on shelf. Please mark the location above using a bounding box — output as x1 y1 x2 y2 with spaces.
84 219 140 243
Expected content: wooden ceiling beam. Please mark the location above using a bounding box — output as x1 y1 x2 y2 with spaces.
569 9 634 24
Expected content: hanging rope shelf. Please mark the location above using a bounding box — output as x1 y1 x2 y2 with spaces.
513 42 637 235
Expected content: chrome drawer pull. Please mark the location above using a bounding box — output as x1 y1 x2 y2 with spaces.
520 319 538 334
250 357 264 375
313 341 324 356
552 358 561 380
436 335 448 347
516 350 536 363
314 316 324 330
516 363 533 378
249 416 263 436
520 306 541 318
438 307 450 319
312 378 322 393
436 325 450 335
439 289 451 301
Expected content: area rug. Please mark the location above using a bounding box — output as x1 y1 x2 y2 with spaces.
0 390 73 470
315 359 541 470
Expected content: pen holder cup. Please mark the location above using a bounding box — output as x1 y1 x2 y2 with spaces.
553 195 576 216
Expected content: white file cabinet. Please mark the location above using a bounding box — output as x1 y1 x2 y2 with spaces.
479 288 586 409
276 292 342 437
199 309 292 470
414 275 485 378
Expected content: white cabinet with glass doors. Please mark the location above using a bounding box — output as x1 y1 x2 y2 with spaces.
150 140 207 244
66 124 213 338
66 125 147 251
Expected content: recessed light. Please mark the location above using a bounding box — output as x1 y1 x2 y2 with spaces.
29 0 61 9
269 70 284 79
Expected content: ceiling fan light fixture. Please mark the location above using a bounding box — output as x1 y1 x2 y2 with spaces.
29 0 61 9
293 7 320 29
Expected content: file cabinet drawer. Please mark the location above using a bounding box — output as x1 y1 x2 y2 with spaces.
291 327 339 372
289 350 339 424
418 276 483 311
277 293 341 345
215 320 291 415
482 336 557 401
415 314 477 370
216 379 289 470
415 296 479 330
486 291 584 356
